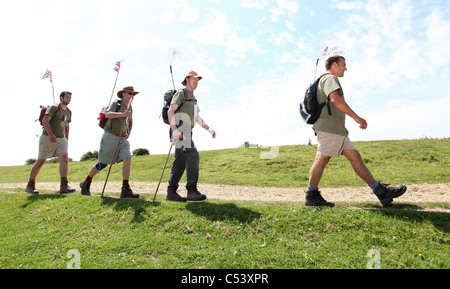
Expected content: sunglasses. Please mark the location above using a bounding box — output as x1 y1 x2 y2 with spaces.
126 92 134 96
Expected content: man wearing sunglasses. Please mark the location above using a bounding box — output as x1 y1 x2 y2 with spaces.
80 86 139 198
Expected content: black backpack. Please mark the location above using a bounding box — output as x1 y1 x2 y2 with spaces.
299 74 331 124
162 88 187 125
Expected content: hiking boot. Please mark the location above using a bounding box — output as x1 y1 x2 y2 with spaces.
305 190 335 207
373 182 407 206
187 186 207 202
59 180 76 194
120 184 140 199
79 180 91 196
166 187 187 202
25 181 39 194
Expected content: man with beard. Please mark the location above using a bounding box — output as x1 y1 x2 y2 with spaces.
26 91 75 194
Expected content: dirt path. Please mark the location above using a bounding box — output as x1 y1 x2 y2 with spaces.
2 182 448 207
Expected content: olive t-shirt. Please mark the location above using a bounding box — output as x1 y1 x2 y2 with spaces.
42 104 71 138
171 89 199 129
313 74 348 136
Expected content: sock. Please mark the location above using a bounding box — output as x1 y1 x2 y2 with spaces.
61 177 68 182
369 180 380 190
85 176 93 183
307 185 319 191
122 180 129 187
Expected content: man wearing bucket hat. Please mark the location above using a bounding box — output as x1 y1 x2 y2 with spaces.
166 71 216 202
80 86 140 198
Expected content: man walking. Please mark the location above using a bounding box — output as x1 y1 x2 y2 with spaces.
79 86 139 198
26 91 75 194
305 56 407 207
166 71 216 202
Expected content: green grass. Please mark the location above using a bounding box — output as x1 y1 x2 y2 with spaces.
1 139 448 269
1 138 449 188
0 192 448 269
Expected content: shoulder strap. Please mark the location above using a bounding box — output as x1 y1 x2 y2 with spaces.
175 89 188 113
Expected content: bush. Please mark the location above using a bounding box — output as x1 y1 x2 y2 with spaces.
133 148 149 156
80 150 98 161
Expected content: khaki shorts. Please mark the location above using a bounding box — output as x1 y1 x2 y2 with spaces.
316 130 356 158
38 135 69 159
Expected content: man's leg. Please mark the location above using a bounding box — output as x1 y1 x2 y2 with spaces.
342 149 407 206
167 148 187 202
308 154 331 188
184 145 206 201
305 154 334 207
120 157 139 198
80 164 104 196
342 149 375 185
58 153 75 193
26 159 47 194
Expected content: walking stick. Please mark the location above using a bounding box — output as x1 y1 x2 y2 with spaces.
152 140 175 205
101 97 133 197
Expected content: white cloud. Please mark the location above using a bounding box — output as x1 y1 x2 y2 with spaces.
269 0 298 22
241 0 269 9
268 31 295 46
188 10 233 45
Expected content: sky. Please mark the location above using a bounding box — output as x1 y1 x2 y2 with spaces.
0 0 449 167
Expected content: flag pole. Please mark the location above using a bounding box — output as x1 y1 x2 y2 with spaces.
313 58 319 82
52 84 55 104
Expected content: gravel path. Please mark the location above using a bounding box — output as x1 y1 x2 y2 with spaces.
2 182 448 207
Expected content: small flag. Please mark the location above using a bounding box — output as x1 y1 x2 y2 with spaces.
318 40 346 61
169 49 184 65
42 69 53 84
113 61 121 72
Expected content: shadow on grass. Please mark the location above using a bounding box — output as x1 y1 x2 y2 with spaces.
186 202 261 224
21 193 67 208
360 203 450 233
100 196 160 223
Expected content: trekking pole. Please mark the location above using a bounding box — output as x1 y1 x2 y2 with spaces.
101 97 133 197
152 139 175 205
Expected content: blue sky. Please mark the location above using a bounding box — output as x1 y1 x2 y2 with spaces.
1 0 449 166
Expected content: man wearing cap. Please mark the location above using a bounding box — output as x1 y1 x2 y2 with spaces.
166 71 216 202
26 91 75 194
80 86 139 198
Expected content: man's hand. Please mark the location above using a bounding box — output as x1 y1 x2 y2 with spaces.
354 116 368 130
208 128 216 138
172 129 184 140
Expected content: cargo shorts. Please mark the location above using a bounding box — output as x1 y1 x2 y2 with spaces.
38 135 68 159
316 130 356 158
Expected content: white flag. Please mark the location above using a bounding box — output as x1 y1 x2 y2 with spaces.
169 49 184 65
318 40 346 61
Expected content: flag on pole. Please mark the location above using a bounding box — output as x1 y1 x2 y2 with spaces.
318 40 346 62
42 69 53 84
169 49 184 65
113 61 121 72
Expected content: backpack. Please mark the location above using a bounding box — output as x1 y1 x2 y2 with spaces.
98 99 123 129
299 74 332 124
162 88 187 124
38 104 61 126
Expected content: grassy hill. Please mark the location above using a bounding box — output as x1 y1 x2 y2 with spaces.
1 138 449 188
1 139 448 269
